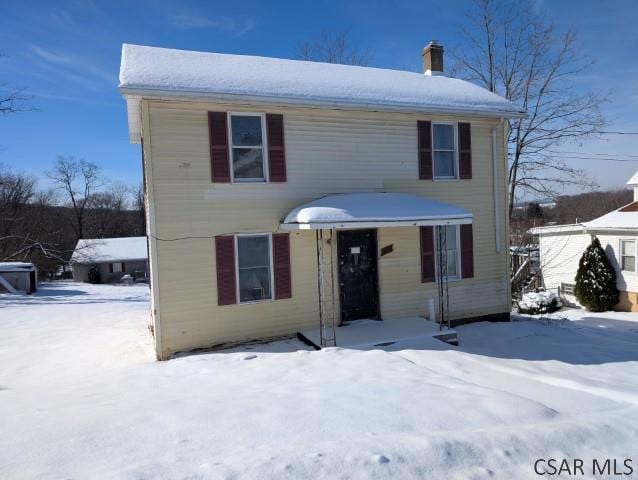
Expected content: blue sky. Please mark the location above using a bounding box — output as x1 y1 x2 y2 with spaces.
1 0 637 197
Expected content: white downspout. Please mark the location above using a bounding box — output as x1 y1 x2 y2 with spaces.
492 118 505 253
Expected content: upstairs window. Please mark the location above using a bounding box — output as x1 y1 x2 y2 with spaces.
432 123 457 179
229 113 267 182
621 239 636 272
236 234 273 303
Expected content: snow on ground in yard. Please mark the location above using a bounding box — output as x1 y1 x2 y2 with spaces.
1 282 638 479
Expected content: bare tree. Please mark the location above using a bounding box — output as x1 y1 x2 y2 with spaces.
48 156 102 241
0 164 35 236
451 0 605 216
297 29 372 66
0 53 32 115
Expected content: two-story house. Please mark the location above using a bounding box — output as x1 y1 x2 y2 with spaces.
119 42 525 360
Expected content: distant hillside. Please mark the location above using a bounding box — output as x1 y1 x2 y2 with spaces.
551 189 633 224
510 188 633 245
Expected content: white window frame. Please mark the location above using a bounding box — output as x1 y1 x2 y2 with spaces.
619 238 637 273
234 233 275 304
432 122 459 180
111 262 122 273
228 112 269 183
435 224 462 281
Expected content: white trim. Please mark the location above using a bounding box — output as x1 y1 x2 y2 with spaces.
234 233 275 304
0 273 18 294
619 238 637 274
141 100 163 359
432 122 459 180
492 119 503 252
227 112 269 183
121 89 527 143
280 216 472 231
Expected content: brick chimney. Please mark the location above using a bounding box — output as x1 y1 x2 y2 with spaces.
422 40 444 76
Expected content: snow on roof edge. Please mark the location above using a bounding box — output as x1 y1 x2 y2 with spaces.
120 43 526 143
528 224 586 235
71 237 148 263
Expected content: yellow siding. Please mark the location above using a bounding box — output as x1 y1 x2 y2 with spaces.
143 99 510 358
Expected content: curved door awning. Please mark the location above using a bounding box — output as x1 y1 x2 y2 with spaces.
280 193 472 230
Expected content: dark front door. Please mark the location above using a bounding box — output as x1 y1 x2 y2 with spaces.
338 229 379 322
29 270 36 294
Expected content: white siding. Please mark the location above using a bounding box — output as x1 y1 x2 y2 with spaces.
595 232 638 293
539 231 591 289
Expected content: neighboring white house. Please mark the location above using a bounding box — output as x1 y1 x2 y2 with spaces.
0 262 37 294
531 172 638 312
71 237 149 283
119 41 526 359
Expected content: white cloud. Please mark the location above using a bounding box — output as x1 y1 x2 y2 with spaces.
170 13 255 36
30 45 73 65
28 45 117 89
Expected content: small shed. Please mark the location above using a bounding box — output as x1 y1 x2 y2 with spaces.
0 262 37 294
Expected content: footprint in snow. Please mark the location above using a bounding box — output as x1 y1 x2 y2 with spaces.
373 455 390 465
241 354 258 360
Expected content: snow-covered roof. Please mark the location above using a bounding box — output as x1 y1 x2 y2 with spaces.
280 193 472 230
119 44 526 143
529 224 586 235
71 237 148 264
585 202 638 231
532 203 638 235
0 262 36 272
627 171 638 185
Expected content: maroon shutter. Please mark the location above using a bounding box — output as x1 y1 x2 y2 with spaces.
121 262 126 272
460 224 474 278
266 114 287 182
215 236 237 305
458 122 472 180
109 263 113 273
420 226 435 283
273 233 292 299
417 120 433 180
208 112 231 183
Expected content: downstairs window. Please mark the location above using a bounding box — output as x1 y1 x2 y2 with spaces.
236 234 272 303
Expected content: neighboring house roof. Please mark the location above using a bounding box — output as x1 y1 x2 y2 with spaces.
119 43 526 143
280 192 472 230
627 171 638 185
0 262 36 272
71 237 148 264
530 202 638 235
584 202 638 231
529 224 586 235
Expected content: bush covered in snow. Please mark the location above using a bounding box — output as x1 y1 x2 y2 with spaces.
518 289 562 314
574 237 619 312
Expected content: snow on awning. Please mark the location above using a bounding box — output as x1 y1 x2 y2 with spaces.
280 193 472 230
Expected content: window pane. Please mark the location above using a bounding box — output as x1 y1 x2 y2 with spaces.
231 115 263 146
433 124 454 150
239 267 271 302
446 249 458 277
445 225 457 249
622 256 636 272
233 148 264 180
237 236 271 302
434 151 455 178
237 236 270 268
436 225 458 278
622 240 635 256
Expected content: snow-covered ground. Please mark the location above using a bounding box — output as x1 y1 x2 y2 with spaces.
1 282 638 479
